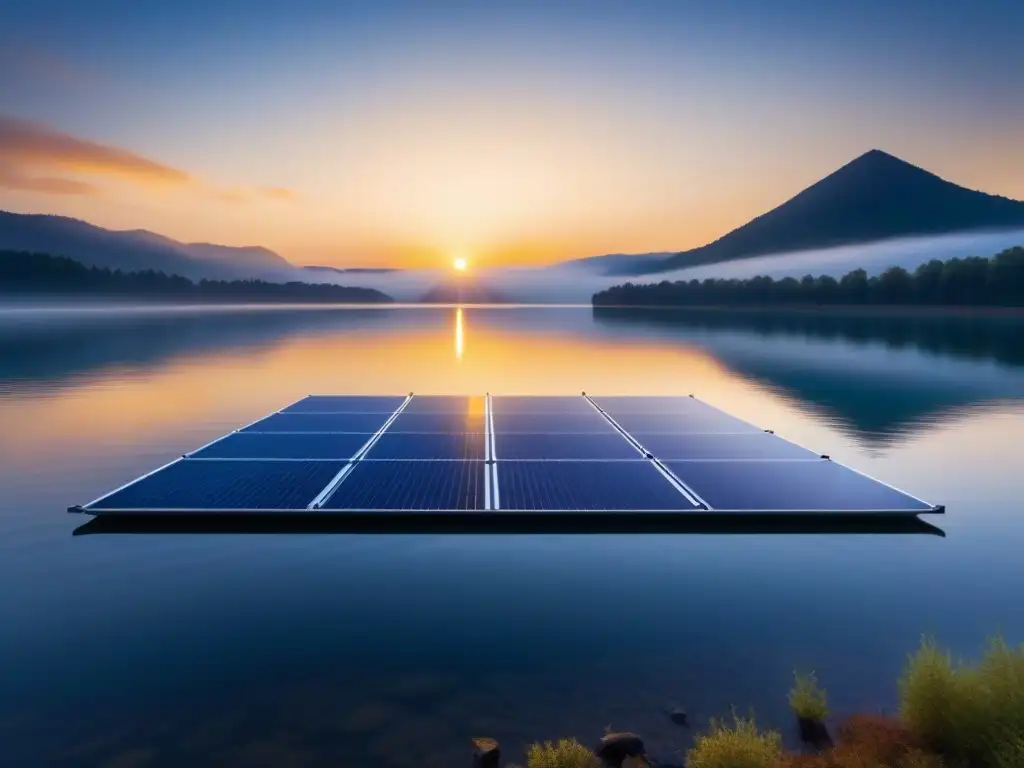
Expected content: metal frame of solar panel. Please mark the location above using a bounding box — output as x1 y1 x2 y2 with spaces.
69 393 944 520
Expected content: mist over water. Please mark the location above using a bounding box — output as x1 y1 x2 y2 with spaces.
318 229 1024 303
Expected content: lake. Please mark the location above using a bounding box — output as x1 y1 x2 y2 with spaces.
1 304 1022 767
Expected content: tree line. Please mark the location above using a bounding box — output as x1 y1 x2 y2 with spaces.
592 246 1024 307
0 250 392 303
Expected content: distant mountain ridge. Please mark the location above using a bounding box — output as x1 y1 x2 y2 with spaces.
0 212 296 282
595 150 1024 276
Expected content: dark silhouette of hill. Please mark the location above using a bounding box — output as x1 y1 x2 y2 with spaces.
0 250 392 303
603 150 1024 276
0 211 297 281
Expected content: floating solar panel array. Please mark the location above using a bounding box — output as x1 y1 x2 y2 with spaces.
70 394 943 517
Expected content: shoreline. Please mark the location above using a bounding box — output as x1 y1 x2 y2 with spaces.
591 303 1024 318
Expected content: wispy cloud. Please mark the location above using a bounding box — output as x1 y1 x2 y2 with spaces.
0 115 296 202
0 162 100 196
0 115 191 185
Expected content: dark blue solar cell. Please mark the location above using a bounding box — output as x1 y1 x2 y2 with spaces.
495 432 642 459
364 432 486 460
608 410 762 435
491 411 615 434
490 396 595 415
497 461 698 511
388 412 486 432
322 460 484 510
402 395 486 414
189 432 369 460
633 432 818 461
87 460 345 511
242 413 390 433
281 396 405 413
664 459 934 512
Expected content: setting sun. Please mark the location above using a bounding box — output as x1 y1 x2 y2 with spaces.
453 257 468 272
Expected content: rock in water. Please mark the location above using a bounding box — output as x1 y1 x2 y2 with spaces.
596 732 647 766
669 708 688 726
797 717 833 750
472 737 500 768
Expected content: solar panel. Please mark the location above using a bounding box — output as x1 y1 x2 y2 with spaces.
71 393 943 522
591 396 701 413
86 460 345 511
632 432 819 461
663 459 934 512
497 461 699 511
281 395 405 413
491 411 616 434
494 432 643 460
388 412 486 433
364 432 486 460
401 395 485 414
490 396 595 415
605 410 763 435
242 412 392 433
321 460 484 510
190 432 370 460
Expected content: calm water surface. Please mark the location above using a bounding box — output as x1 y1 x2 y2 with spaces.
1 305 1022 767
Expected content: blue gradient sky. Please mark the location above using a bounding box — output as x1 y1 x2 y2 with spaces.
1 0 1022 267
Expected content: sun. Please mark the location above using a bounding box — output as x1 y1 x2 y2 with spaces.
452 257 468 272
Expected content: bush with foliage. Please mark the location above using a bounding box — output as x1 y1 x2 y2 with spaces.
686 712 782 768
789 671 830 720
526 738 600 768
900 635 1024 768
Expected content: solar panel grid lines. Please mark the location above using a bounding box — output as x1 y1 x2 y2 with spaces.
307 393 413 509
71 393 944 520
582 395 707 508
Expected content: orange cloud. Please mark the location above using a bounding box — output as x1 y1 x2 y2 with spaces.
0 114 296 202
0 162 99 196
0 115 190 184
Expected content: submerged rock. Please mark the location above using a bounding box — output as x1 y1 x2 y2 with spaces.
596 732 647 766
668 708 688 727
472 737 501 768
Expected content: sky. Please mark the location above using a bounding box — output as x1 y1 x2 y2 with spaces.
1 0 1022 269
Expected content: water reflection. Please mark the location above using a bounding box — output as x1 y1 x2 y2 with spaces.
1 304 1023 768
455 307 464 361
591 307 1024 447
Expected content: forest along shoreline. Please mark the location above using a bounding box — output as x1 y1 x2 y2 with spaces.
591 247 1024 313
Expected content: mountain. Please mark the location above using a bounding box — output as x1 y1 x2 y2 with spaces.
0 212 296 281
559 252 673 272
604 150 1024 276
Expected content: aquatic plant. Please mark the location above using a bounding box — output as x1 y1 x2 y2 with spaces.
686 711 782 768
900 634 1024 767
789 670 830 721
526 738 600 768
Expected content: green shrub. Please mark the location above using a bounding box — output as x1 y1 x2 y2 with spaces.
526 738 600 768
686 712 782 768
900 635 1024 767
789 670 829 720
